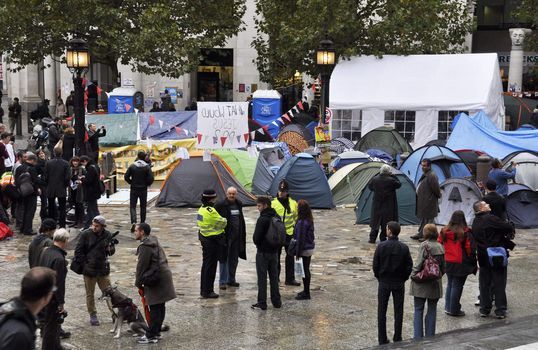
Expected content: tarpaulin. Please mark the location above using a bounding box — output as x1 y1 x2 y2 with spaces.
252 97 282 139
86 113 138 146
446 113 538 159
139 111 197 140
108 95 134 114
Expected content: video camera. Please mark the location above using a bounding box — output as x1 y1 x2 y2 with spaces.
57 310 68 324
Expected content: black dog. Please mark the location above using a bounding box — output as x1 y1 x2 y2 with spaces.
100 286 148 339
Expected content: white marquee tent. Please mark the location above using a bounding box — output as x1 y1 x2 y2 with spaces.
329 53 505 148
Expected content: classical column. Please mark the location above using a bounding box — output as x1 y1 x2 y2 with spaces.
44 56 57 114
508 28 532 93
22 64 42 134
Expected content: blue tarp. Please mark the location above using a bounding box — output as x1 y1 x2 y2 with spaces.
269 153 334 209
252 98 282 139
139 111 197 140
446 113 538 159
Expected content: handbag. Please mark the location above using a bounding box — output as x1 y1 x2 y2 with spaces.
411 244 441 282
487 247 508 268
287 238 298 256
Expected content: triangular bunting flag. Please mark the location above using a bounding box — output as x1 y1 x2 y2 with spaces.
175 127 182 135
292 106 299 113
272 121 279 127
259 128 265 135
158 120 164 128
250 131 256 139
184 129 189 136
197 133 203 144
287 111 295 119
277 117 283 123
236 135 241 144
134 108 139 115
105 91 110 98
297 101 304 110
149 115 155 125
244 133 250 143
282 114 291 122
220 136 227 147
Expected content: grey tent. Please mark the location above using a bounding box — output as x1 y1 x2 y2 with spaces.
269 153 334 209
507 188 538 228
353 164 419 225
355 127 413 159
156 155 256 207
435 178 482 226
502 151 538 191
330 137 355 154
252 146 288 195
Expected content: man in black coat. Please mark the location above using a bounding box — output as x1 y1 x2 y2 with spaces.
483 179 507 221
411 158 441 240
471 201 514 319
74 215 115 326
80 155 102 229
124 151 154 232
47 117 63 154
14 153 40 235
28 218 57 268
367 164 401 243
251 196 281 311
44 148 71 228
215 187 247 288
0 267 56 350
39 228 70 349
87 123 106 163
8 97 21 134
372 221 413 345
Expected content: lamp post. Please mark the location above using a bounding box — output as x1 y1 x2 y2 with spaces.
293 70 301 102
65 38 89 156
316 39 335 124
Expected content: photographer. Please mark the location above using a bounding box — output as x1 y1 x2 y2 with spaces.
38 229 70 349
87 123 106 163
73 216 116 326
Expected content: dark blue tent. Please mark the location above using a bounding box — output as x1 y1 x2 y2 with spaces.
507 189 538 229
269 153 334 209
399 145 471 186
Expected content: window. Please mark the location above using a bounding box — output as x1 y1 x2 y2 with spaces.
332 110 362 141
384 111 415 143
438 111 467 141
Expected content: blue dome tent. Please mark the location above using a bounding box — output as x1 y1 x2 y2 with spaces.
399 145 471 186
269 153 334 209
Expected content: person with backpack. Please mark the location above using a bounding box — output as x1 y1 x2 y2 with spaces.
439 210 477 317
197 189 227 299
14 152 40 235
292 199 316 300
0 267 56 350
251 196 282 310
271 180 300 286
134 223 176 344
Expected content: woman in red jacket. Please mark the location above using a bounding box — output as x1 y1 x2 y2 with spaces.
439 210 477 317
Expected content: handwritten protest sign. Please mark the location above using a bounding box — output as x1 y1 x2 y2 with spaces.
196 102 249 149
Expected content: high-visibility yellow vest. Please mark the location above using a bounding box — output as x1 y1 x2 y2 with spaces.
197 205 227 237
271 197 297 236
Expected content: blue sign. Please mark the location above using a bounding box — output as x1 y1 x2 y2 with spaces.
166 87 178 104
107 96 134 114
252 97 282 139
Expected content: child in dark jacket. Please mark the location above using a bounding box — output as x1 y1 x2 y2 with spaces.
293 199 315 300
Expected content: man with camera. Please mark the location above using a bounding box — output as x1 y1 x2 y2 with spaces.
87 123 106 163
73 216 116 326
38 228 70 349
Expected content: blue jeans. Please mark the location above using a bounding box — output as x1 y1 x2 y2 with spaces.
445 274 467 314
219 261 228 285
413 297 438 340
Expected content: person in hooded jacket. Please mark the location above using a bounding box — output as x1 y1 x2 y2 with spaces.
124 151 154 232
293 199 316 300
61 127 75 162
439 210 477 317
134 223 176 344
28 219 57 268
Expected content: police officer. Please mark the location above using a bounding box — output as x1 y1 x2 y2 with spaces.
197 189 227 299
271 180 300 286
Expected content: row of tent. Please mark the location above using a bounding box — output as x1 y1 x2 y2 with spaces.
156 138 538 229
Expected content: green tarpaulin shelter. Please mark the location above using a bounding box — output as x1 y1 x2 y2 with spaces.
86 113 138 146
213 150 257 192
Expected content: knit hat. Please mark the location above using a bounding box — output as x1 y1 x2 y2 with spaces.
93 215 106 226
202 189 217 198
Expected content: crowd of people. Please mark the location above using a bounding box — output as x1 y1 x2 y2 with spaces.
371 158 516 345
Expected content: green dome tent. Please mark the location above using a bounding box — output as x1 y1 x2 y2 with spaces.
213 149 257 192
354 126 413 159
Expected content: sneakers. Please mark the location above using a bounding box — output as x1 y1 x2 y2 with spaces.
479 311 489 318
89 314 100 326
251 303 267 310
475 299 481 306
496 314 506 319
138 335 158 344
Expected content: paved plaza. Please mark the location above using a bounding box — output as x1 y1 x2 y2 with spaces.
1 203 538 349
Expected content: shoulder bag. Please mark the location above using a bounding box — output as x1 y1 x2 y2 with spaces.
411 244 441 282
70 233 107 275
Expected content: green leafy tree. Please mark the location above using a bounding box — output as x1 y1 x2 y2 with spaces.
0 0 246 80
253 0 473 85
514 0 538 61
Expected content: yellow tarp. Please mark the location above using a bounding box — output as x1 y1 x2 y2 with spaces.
100 139 197 181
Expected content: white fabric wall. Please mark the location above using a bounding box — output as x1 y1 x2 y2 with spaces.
361 109 385 135
413 110 439 148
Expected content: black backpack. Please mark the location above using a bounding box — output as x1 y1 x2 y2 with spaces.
265 215 287 247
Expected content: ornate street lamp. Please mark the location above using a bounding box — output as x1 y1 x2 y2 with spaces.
316 38 335 124
294 70 302 102
66 38 89 156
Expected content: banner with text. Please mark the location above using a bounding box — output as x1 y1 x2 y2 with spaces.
100 139 197 181
196 102 249 149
